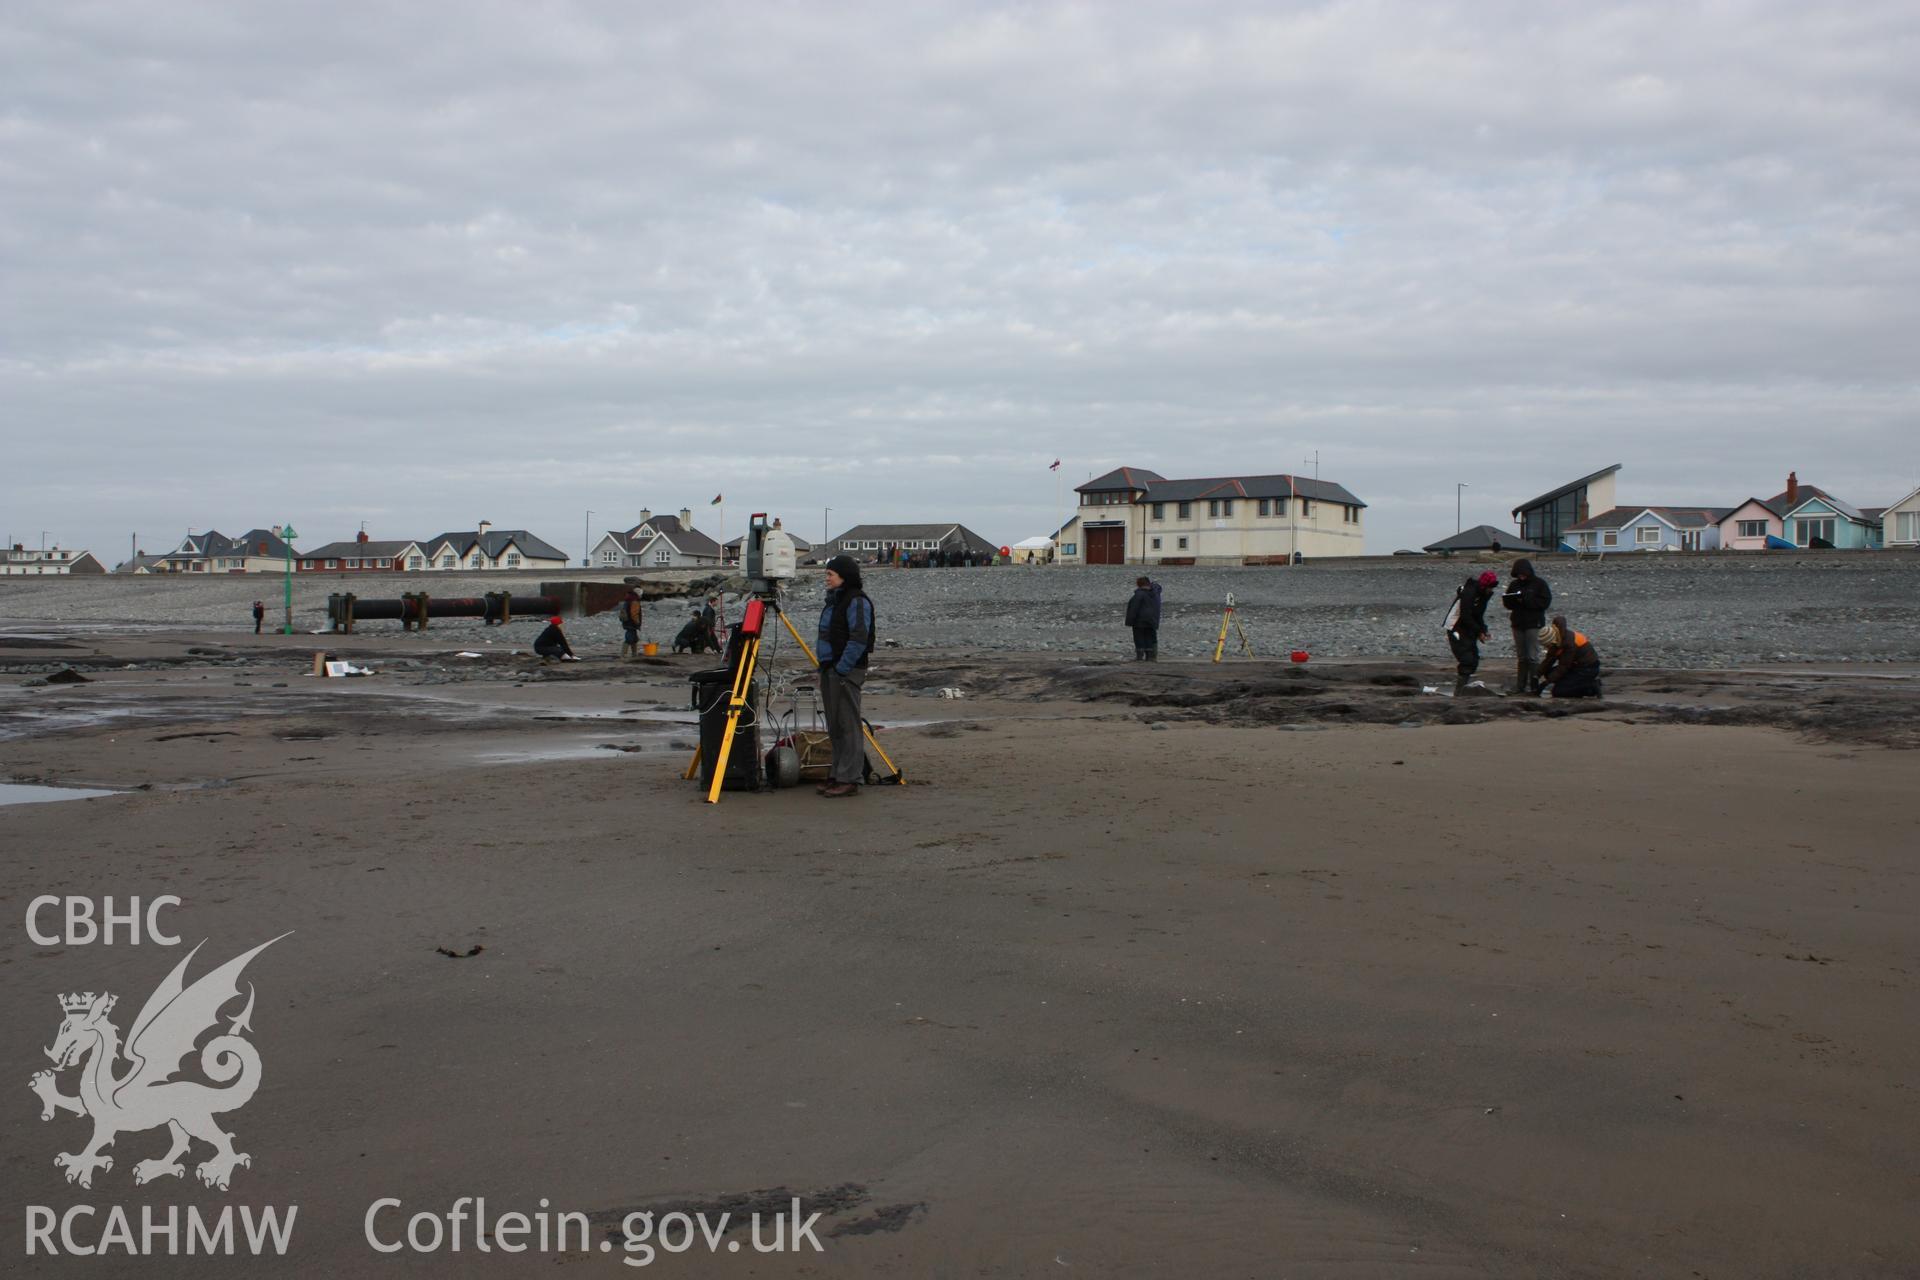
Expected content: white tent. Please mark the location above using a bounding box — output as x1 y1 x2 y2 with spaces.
1010 536 1055 564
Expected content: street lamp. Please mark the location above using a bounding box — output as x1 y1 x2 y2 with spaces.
277 523 298 634
1457 483 1469 534
823 507 832 553
583 510 593 568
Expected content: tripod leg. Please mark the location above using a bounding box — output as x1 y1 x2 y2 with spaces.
705 636 760 804
682 745 703 780
1212 609 1231 663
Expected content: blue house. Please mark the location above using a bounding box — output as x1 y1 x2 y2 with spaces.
1783 495 1883 549
1562 506 1726 552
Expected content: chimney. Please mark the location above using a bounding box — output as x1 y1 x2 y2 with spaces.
1786 471 1798 508
679 507 693 530
478 520 492 537
637 509 652 525
356 530 369 544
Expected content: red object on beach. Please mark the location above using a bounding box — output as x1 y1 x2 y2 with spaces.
1290 650 1310 663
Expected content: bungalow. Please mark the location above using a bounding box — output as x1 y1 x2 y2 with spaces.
1421 526 1542 555
418 521 569 571
2 544 107 575
589 509 725 570
1563 506 1727 552
1783 494 1882 550
156 528 298 573
1716 473 1838 550
828 523 999 561
297 532 425 573
1882 484 1920 548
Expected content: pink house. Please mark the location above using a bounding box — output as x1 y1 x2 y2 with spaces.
1717 473 1836 551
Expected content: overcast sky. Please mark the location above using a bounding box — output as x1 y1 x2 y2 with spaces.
4 1 1916 562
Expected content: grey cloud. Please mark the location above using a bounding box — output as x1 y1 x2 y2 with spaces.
3 1 1917 559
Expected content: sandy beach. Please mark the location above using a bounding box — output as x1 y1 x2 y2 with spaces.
3 620 1917 1277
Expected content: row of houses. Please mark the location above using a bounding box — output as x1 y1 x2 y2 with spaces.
1506 467 1920 554
2 544 107 575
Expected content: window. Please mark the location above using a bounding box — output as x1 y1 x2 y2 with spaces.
1063 543 1077 556
1897 511 1919 542
440 554 455 568
325 559 337 569
301 560 313 569
409 556 424 570
655 548 672 565
1636 526 1662 545
1207 500 1220 517
473 556 488 569
1177 536 1189 549
347 559 360 568
1274 498 1288 517
506 553 521 567
1795 518 1836 546
1257 499 1270 517
1150 537 1162 550
1299 500 1312 519
601 550 618 565
1737 519 1767 539
1602 532 1618 547
1176 502 1191 519
1221 499 1234 517
1151 503 1164 520
1344 506 1360 524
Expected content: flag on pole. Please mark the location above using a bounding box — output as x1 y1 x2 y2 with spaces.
1048 459 1061 471
710 494 723 505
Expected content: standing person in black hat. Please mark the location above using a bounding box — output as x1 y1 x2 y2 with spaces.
815 556 875 798
1124 576 1162 660
1501 558 1553 694
251 600 265 634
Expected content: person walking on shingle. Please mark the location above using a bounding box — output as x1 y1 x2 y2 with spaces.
617 588 644 660
1537 616 1603 698
1125 576 1162 661
815 556 876 798
1443 570 1498 692
1501 558 1553 694
251 600 265 634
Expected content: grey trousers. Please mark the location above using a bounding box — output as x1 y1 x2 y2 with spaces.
822 666 868 783
1512 625 1540 689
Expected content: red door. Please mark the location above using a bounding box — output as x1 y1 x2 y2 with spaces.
1087 525 1125 565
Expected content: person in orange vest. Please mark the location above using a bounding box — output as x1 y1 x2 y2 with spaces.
1536 616 1601 697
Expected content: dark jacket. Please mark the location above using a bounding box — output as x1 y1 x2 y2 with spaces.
817 588 875 674
1445 577 1492 639
1124 583 1162 628
619 596 643 628
534 623 574 657
1540 628 1600 683
1502 561 1552 629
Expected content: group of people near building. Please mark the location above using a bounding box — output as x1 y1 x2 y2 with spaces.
869 544 994 568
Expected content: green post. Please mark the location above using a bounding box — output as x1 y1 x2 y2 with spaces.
280 522 299 634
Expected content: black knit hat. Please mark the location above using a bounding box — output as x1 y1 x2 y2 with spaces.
825 555 863 589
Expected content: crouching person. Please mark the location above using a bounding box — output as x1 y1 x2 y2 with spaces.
534 614 578 663
1537 616 1601 697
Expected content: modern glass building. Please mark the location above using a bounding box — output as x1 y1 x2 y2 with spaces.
1512 464 1621 551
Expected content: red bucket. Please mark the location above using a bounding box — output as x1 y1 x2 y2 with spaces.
1289 650 1310 663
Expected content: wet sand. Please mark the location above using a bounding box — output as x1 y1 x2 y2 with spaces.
2 631 1917 1277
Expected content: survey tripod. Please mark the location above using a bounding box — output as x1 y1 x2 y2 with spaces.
682 541 905 805
1212 591 1255 663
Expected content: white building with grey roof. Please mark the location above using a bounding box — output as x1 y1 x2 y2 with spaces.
1059 467 1367 565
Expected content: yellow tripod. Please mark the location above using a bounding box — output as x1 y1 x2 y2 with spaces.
1211 591 1255 663
682 596 905 804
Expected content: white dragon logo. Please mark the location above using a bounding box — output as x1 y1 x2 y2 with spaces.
29 935 287 1191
